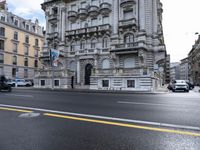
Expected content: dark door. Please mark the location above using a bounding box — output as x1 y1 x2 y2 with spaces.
85 64 93 85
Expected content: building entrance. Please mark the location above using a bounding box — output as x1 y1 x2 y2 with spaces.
85 64 93 85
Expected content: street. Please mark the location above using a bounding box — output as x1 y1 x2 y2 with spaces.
0 89 200 150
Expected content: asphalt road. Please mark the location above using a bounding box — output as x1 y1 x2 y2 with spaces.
0 88 200 150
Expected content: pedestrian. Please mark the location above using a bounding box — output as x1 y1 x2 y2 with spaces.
71 76 74 89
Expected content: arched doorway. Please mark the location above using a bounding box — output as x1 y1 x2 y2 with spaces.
85 64 93 85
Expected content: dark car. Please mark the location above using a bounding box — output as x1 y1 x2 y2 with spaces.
186 82 194 90
0 76 12 92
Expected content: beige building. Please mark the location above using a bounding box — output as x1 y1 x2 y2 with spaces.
0 2 44 79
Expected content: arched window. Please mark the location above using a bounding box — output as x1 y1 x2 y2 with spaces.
80 40 86 50
102 59 110 69
124 33 134 47
69 61 76 71
124 57 135 68
91 38 97 49
102 37 110 48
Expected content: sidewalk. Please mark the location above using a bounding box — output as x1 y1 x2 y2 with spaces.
193 86 200 93
12 87 168 95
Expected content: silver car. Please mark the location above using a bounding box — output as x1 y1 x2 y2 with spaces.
172 80 189 92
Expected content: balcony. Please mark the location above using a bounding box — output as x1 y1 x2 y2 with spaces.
120 0 136 8
76 28 86 35
76 49 99 56
87 26 98 34
48 14 58 24
68 11 78 22
119 18 137 31
98 24 111 33
111 43 139 54
99 2 111 16
88 5 99 18
65 30 76 37
46 32 58 41
78 8 88 20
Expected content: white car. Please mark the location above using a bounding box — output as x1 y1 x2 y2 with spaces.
7 79 32 87
172 80 189 92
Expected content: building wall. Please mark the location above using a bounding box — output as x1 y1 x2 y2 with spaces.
37 0 167 91
0 7 44 79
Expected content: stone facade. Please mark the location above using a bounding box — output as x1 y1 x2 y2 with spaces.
0 2 44 79
180 57 189 81
36 0 167 91
188 35 200 85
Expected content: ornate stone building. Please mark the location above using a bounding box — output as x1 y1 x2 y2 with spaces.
36 0 166 91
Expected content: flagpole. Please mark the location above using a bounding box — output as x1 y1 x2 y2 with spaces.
50 39 55 90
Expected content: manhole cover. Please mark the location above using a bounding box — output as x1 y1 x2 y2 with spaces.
18 112 40 118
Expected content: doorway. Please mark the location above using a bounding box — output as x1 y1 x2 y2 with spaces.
85 64 93 85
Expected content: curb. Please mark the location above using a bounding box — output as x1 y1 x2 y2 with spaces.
12 87 168 95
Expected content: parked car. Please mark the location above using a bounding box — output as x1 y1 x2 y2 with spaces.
7 79 32 87
171 80 189 92
186 82 194 90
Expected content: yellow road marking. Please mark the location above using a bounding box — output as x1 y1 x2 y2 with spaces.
44 113 200 137
0 107 32 113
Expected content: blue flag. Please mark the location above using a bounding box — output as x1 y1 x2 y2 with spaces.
50 49 60 67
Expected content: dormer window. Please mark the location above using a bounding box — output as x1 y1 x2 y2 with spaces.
26 24 29 31
1 16 5 21
14 19 18 26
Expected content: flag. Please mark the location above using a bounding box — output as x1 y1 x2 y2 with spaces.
50 48 60 67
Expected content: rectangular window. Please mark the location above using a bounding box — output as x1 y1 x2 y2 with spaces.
81 1 86 8
34 60 38 68
102 80 109 87
24 46 29 55
124 10 133 20
12 68 17 77
70 23 76 30
35 39 39 46
80 21 86 28
0 54 4 63
102 16 109 24
54 80 59 86
71 4 76 11
13 56 17 65
24 58 28 66
91 18 98 26
24 69 28 78
14 32 18 40
13 43 17 53
0 27 5 36
35 50 38 57
40 80 45 86
0 40 4 50
127 80 135 88
25 35 29 43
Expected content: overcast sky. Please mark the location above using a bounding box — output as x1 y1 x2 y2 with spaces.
6 0 200 62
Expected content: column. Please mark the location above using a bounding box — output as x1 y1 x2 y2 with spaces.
77 60 80 84
139 0 145 31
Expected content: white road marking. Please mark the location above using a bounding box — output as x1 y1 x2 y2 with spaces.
117 101 200 108
5 94 33 98
0 103 199 131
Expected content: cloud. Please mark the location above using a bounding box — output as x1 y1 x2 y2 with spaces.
7 0 45 27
